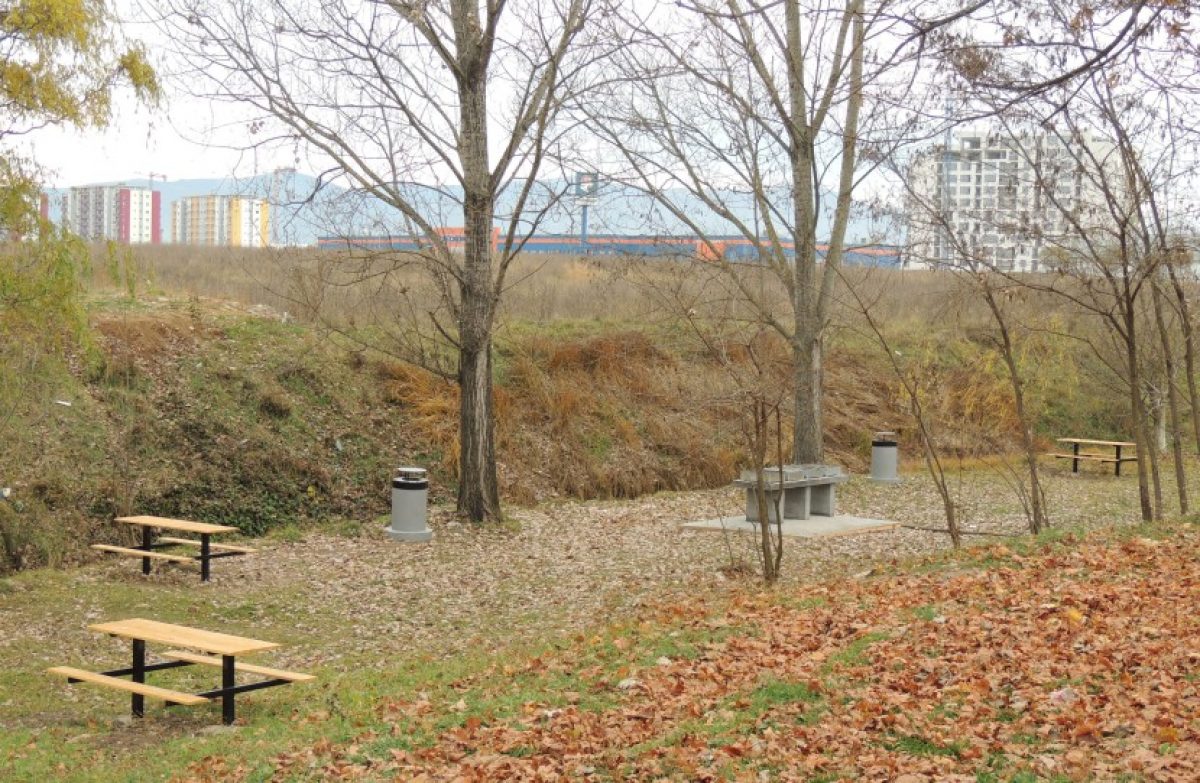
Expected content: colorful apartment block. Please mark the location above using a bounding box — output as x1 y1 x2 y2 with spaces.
170 195 270 247
62 186 161 244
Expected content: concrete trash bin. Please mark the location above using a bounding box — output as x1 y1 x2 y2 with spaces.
387 467 432 542
870 432 900 483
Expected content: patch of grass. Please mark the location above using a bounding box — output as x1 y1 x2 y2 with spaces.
930 698 961 721
772 593 830 612
504 745 536 758
748 679 822 714
268 523 306 543
638 623 754 665
625 676 825 759
887 733 967 758
911 604 939 622
827 631 889 670
1008 732 1042 746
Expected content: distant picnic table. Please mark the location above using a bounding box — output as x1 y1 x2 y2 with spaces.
92 516 255 582
1049 438 1138 476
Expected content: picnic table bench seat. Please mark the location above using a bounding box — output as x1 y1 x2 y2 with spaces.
161 650 315 682
90 544 196 564
47 666 209 706
156 536 257 554
1046 452 1138 464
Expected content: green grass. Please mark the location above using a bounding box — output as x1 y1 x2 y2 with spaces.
619 676 825 760
911 604 939 622
4 517 1196 780
886 733 967 758
826 631 889 670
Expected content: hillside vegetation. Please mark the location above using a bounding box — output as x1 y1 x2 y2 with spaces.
0 248 1131 573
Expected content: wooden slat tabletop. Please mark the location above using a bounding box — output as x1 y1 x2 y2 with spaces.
1056 438 1137 447
115 516 238 535
89 618 279 656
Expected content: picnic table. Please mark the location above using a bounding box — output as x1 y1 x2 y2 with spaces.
48 618 313 724
92 516 255 582
732 464 848 522
1049 438 1138 476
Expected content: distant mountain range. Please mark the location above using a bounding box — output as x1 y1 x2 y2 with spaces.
45 171 896 247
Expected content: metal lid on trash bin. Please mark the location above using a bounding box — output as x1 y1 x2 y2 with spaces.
872 431 897 447
394 467 429 488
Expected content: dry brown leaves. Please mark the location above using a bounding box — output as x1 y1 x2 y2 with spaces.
204 529 1198 782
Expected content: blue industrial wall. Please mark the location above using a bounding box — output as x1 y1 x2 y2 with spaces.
317 232 901 267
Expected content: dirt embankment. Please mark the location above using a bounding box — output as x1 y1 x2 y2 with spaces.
0 299 1109 573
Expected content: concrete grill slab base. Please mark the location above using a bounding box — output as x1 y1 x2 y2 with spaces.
682 515 899 539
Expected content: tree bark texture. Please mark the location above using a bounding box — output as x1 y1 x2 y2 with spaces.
454 6 502 521
1125 314 1155 522
1151 278 1188 514
1165 263 1200 454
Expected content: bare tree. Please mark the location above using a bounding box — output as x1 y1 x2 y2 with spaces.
585 0 1139 468
842 275 963 547
926 0 1200 523
940 81 1196 521
587 0 884 465
1150 275 1188 514
153 0 598 521
899 160 1052 534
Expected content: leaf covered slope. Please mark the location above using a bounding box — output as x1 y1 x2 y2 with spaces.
202 526 1200 781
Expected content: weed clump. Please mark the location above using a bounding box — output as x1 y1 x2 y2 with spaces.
259 388 292 418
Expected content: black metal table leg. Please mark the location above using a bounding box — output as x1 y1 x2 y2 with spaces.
200 534 211 582
222 655 236 724
1072 442 1080 473
131 639 146 718
1115 445 1122 476
141 526 153 575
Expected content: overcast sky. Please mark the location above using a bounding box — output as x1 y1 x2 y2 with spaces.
22 88 297 188
21 1 297 188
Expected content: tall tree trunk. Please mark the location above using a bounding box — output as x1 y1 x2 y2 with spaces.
786 0 820 464
1152 278 1188 514
792 333 820 463
806 0 864 466
454 24 502 522
1126 317 1154 522
1141 387 1164 520
1165 263 1200 454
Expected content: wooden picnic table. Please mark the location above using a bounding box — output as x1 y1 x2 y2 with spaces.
1050 438 1138 476
48 618 313 724
92 516 254 582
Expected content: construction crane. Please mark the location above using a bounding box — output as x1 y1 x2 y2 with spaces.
135 171 165 189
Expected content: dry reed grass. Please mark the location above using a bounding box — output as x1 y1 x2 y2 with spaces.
86 244 1120 480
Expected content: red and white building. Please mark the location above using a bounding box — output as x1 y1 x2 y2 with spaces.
62 185 161 244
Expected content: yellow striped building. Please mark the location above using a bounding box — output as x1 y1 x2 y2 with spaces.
170 195 270 247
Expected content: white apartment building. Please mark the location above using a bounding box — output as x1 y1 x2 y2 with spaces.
171 195 270 247
905 129 1117 272
62 185 161 244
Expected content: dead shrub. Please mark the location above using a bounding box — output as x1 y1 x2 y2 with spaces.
546 332 672 374
277 362 322 393
259 388 293 418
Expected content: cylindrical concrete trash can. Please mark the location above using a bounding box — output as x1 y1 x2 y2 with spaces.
870 432 900 483
387 467 432 542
